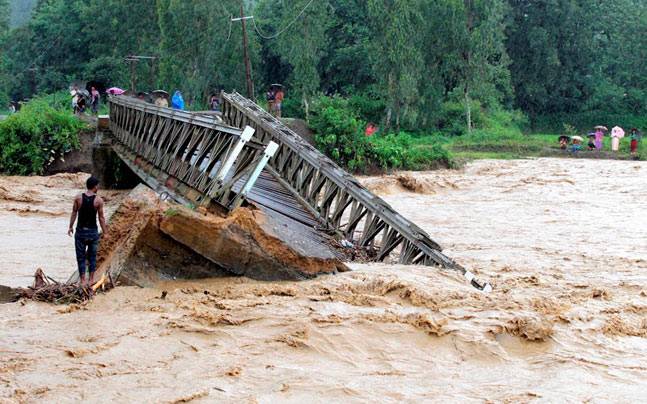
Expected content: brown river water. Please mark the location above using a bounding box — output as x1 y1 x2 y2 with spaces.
1 158 646 402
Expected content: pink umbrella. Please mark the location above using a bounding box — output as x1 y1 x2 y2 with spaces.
106 87 125 95
611 126 625 138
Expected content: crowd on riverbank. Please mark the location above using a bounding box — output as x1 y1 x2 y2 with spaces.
559 125 642 156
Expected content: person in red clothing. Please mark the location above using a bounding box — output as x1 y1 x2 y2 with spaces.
629 128 642 155
273 87 284 118
365 122 378 137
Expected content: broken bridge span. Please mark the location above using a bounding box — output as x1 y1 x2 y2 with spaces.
102 93 491 292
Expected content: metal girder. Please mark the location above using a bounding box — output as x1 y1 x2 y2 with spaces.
221 91 491 292
108 96 265 211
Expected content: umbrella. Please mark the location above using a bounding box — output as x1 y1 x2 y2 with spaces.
594 125 608 131
107 87 125 95
78 89 90 98
571 136 583 142
151 90 169 98
611 126 625 138
271 83 283 88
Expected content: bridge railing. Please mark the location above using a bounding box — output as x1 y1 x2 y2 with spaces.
221 92 491 291
108 96 275 210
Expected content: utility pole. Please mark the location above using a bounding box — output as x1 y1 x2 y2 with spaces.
233 2 255 100
125 55 157 94
126 58 138 94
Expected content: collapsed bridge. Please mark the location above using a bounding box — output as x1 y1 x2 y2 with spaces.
102 93 491 291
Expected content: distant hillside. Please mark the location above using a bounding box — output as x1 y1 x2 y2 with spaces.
10 0 36 28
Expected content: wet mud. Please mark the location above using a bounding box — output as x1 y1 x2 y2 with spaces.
1 158 646 402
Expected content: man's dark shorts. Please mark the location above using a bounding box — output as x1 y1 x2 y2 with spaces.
75 228 99 275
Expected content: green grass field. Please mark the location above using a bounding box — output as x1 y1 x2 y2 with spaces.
408 131 645 163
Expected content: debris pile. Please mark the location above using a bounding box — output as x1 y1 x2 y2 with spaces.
17 268 114 304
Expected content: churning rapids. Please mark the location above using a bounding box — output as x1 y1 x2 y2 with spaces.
1 158 646 402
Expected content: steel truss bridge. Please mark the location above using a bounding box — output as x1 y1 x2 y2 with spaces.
108 94 491 292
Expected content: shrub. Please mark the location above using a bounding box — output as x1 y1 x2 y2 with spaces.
347 92 385 125
435 100 486 136
280 96 305 119
370 132 454 170
309 95 456 172
0 96 85 175
310 95 371 171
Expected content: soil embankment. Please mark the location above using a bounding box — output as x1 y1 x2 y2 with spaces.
1 158 646 402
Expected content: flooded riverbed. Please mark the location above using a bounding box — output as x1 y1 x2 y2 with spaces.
1 158 646 402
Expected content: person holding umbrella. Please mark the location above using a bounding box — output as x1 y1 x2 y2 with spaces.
271 84 284 118
593 126 607 151
611 126 625 152
570 136 583 153
106 87 126 95
152 90 170 108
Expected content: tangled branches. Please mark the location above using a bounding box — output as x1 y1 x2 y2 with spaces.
17 268 113 304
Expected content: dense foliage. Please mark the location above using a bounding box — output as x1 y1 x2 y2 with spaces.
310 95 455 171
0 95 84 174
0 0 645 169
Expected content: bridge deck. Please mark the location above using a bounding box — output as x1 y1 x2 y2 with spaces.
108 94 491 291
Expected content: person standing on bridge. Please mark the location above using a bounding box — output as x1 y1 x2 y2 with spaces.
90 87 100 114
171 90 185 110
68 176 108 287
273 87 284 118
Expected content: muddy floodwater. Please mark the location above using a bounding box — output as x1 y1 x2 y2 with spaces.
1 158 646 402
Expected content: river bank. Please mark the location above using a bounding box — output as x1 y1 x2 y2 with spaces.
1 158 646 402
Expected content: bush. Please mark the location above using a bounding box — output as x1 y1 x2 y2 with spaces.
435 100 486 136
310 95 372 171
0 96 85 175
370 132 454 170
280 96 305 119
347 92 385 125
309 95 456 172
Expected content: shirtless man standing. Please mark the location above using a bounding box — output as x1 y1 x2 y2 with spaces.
68 176 108 286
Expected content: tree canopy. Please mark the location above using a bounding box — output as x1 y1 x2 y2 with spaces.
1 0 645 131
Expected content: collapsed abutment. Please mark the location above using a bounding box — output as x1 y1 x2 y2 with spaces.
71 185 348 287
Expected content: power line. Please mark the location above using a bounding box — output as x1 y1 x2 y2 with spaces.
218 1 234 43
251 0 315 40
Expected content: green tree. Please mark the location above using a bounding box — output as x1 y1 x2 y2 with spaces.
367 0 424 131
255 0 332 118
459 0 512 132
157 0 259 106
507 0 597 118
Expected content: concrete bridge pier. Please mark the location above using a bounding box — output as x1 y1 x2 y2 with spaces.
91 116 140 189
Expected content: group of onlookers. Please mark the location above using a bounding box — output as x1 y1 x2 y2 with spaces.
70 86 100 114
560 126 642 156
147 90 221 113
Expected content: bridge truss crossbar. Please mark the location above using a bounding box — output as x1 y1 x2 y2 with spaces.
221 92 491 291
109 96 269 211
